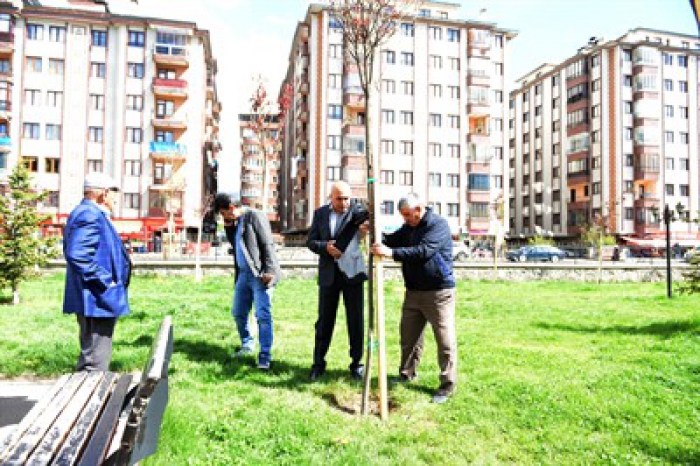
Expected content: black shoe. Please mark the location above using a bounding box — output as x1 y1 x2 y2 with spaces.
350 365 364 381
309 367 325 381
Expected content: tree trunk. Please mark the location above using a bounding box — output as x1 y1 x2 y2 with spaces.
12 283 19 305
195 224 203 283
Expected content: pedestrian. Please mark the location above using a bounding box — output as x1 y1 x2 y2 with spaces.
370 192 457 404
215 192 281 371
63 172 132 372
306 181 369 381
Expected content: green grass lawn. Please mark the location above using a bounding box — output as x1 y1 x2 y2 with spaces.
1 275 699 465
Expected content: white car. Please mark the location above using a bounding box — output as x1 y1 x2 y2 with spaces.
452 242 471 261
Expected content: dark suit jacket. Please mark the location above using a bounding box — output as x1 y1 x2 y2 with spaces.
307 202 367 287
224 208 281 287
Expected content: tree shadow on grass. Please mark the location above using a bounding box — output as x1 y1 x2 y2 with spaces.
535 320 700 338
633 438 700 464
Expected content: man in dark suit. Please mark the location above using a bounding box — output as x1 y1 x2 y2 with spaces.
63 172 132 372
215 192 281 371
306 181 368 381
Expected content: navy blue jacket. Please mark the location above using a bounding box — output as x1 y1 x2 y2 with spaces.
383 208 455 291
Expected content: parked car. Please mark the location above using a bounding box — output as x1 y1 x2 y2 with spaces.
452 242 471 261
685 246 700 263
506 245 567 263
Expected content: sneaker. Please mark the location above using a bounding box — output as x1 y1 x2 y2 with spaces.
232 346 254 358
432 389 453 404
257 360 271 371
350 365 364 381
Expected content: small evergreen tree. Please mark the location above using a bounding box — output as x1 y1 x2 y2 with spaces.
0 163 58 304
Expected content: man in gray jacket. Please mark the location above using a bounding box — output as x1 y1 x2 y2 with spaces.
215 193 281 370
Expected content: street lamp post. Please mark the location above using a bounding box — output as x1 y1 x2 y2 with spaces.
664 205 672 299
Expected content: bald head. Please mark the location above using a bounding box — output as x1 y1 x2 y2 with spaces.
330 181 352 214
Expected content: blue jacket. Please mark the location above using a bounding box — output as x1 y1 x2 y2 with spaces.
63 199 132 318
383 208 455 291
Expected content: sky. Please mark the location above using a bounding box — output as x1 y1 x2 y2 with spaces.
113 0 699 191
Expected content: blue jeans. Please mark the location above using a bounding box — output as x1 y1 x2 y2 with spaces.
232 269 274 363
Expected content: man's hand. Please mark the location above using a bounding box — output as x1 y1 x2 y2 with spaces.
371 243 392 258
261 273 274 285
326 240 342 259
358 220 370 237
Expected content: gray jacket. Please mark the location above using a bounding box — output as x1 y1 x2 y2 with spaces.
224 209 281 287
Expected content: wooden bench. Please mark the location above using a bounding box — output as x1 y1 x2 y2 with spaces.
0 316 173 466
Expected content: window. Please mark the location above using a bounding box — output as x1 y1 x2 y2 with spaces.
665 184 674 196
430 202 442 215
328 135 341 150
399 171 413 185
430 55 442 69
384 50 395 64
449 86 460 99
494 62 504 75
447 174 459 188
552 75 560 86
380 170 394 185
24 89 41 106
23 123 40 139
125 160 142 177
45 124 61 140
382 79 396 94
679 106 689 119
400 111 413 125
27 24 44 40
127 94 143 111
429 143 442 157
91 62 106 78
156 99 175 117
447 203 459 217
324 166 339 181
45 158 60 173
494 35 504 47
155 130 174 143
26 57 42 73
87 160 103 173
401 81 414 95
680 184 689 197
329 74 341 88
429 26 442 40
494 90 503 103
381 201 395 215
49 26 66 42
447 28 460 42
430 84 442 98
123 193 140 210
45 91 62 107
90 94 104 110
128 30 145 47
92 29 107 46
678 55 688 67
680 132 689 144
448 144 460 158
623 75 633 87
328 104 342 119
469 203 489 218
664 105 674 118
428 173 441 187
400 23 414 37
449 57 460 70
401 52 414 66
448 115 460 129
400 141 413 156
468 174 490 191
665 131 674 143
46 191 59 207
48 59 64 75
664 79 673 91
127 62 144 78
89 126 104 143
429 113 442 127
126 127 143 143
381 139 394 154
157 69 175 79
22 156 38 172
679 81 688 92
382 109 395 124
329 44 342 58
624 101 633 114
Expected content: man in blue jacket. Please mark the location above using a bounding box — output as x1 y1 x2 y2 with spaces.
63 172 132 372
371 193 457 404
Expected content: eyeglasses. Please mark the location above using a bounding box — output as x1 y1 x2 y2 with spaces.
335 196 350 201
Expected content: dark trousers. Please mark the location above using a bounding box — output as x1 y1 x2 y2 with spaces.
400 288 457 392
76 314 117 372
312 273 364 371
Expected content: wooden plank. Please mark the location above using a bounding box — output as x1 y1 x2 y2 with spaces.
27 372 104 464
76 374 133 466
139 316 174 391
2 372 88 465
0 374 71 462
50 372 118 466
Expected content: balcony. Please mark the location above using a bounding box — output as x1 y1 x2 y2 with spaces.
567 169 590 183
568 200 589 211
343 123 365 137
0 100 10 121
149 141 187 162
466 70 490 87
467 99 489 116
0 135 10 152
153 78 188 99
466 191 490 203
467 130 489 145
634 160 660 181
153 45 189 68
634 193 659 209
343 92 365 109
152 114 188 130
0 32 14 55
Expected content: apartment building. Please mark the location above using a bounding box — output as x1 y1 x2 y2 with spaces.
278 1 515 237
0 0 221 245
509 28 700 245
238 113 281 231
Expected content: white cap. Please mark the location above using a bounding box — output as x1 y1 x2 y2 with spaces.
84 172 119 191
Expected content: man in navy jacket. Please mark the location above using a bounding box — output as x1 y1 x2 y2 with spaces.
63 172 132 372
371 192 457 404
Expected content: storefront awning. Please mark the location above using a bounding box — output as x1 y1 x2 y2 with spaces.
622 236 700 248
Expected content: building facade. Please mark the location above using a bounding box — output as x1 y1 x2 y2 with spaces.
278 1 515 237
238 113 281 231
0 0 221 245
509 29 699 245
